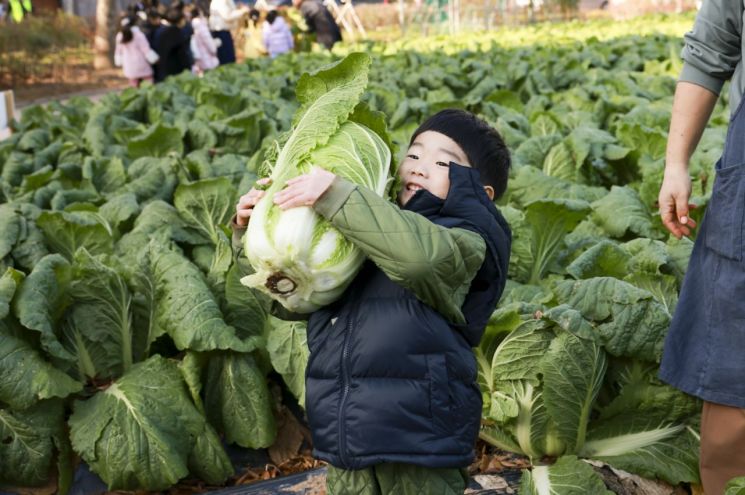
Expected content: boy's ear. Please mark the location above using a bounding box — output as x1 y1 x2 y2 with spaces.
484 185 495 201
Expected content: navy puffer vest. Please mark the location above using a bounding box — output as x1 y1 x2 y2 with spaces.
305 164 511 470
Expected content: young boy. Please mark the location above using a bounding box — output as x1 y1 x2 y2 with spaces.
233 109 512 494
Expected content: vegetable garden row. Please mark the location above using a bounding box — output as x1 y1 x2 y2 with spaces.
0 13 734 494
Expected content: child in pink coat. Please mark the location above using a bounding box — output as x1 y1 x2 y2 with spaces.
188 5 220 74
114 16 159 88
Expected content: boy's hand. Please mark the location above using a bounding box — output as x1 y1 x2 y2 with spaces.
235 178 272 227
658 168 698 239
273 167 336 210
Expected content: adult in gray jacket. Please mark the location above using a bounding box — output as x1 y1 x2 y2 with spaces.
292 0 341 50
658 1 745 493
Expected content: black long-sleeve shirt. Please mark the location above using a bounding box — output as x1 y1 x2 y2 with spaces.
151 24 192 82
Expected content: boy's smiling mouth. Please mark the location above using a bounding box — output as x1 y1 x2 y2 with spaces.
405 182 425 192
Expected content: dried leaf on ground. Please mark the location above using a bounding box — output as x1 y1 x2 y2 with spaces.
268 406 307 466
471 474 515 492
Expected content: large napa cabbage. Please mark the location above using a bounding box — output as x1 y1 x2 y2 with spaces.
241 53 393 313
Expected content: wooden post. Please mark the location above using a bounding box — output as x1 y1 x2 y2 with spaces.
0 90 16 141
61 0 75 14
398 0 406 35
94 0 116 70
326 0 359 41
337 0 367 40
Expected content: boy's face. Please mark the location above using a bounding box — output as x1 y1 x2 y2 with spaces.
398 131 470 206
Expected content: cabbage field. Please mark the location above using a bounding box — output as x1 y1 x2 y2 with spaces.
0 12 730 494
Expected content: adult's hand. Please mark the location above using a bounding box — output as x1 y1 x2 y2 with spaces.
658 167 697 239
660 81 718 238
273 167 336 210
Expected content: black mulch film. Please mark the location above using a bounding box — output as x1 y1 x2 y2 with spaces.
204 466 523 494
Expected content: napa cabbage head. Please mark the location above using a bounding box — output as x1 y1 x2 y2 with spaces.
482 307 606 460
480 303 700 486
241 53 392 313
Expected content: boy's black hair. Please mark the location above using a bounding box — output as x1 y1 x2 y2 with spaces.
266 9 278 24
410 109 511 200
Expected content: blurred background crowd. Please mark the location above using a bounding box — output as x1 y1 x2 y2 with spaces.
0 0 343 87
0 0 698 104
108 0 342 87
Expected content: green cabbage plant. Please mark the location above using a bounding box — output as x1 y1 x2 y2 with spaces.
478 283 702 491
242 53 393 312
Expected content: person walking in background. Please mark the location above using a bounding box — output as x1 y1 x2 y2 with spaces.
194 0 211 15
142 7 161 43
175 1 195 69
126 3 146 20
262 9 293 58
114 15 158 88
151 7 192 82
126 3 150 35
657 1 745 494
291 0 341 51
242 8 266 59
140 7 160 43
188 4 220 74
209 0 248 65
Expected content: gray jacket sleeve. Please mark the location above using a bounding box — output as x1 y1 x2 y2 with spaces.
679 0 743 95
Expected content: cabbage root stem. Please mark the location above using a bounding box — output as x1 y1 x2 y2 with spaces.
266 273 297 294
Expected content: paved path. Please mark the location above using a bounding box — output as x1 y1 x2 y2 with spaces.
16 86 123 111
0 86 123 141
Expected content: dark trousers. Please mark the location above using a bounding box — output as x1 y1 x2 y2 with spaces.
212 30 236 65
326 464 467 495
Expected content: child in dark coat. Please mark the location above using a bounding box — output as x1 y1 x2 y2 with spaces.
234 109 512 495
151 7 192 82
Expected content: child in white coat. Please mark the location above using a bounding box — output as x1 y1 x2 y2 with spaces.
209 0 248 64
114 16 159 88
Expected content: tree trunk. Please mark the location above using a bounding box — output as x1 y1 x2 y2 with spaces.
94 0 116 70
61 0 75 14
